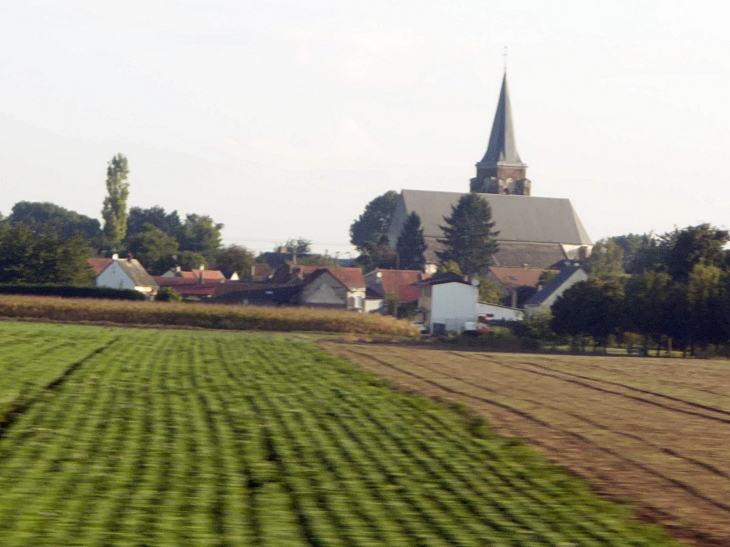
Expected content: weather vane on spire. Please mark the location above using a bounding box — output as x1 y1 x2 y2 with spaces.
503 46 508 73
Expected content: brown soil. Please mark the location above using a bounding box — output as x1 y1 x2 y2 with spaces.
321 342 730 547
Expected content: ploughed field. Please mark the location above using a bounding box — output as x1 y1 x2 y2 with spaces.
0 322 680 547
323 342 730 547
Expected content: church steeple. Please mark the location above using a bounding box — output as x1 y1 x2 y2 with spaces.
470 72 531 196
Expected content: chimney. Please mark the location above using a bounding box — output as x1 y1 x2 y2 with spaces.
127 253 133 262
176 265 181 273
199 264 205 285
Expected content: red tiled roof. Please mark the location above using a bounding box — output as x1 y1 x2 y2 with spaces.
377 269 425 302
87 258 113 276
192 269 226 281
329 267 365 290
488 267 545 291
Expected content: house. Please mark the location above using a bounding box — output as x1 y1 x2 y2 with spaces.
487 266 547 307
250 263 272 282
387 72 592 273
328 268 366 311
524 265 588 318
417 272 479 334
298 269 350 309
476 302 524 322
153 276 223 300
363 269 427 312
161 266 227 282
211 282 301 306
89 254 158 298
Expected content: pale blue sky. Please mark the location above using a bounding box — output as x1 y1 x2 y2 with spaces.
1 1 728 255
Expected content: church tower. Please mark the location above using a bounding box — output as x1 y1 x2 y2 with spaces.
470 73 531 196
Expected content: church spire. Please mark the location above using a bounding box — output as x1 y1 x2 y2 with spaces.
470 72 531 196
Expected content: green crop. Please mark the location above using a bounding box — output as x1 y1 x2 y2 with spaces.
0 321 678 546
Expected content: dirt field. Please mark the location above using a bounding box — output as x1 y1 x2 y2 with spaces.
322 342 730 547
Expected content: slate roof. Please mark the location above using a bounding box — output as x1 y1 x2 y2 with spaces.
395 190 591 246
525 265 583 307
479 73 526 168
490 242 568 269
114 258 159 289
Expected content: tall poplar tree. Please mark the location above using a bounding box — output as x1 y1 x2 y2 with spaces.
102 154 130 252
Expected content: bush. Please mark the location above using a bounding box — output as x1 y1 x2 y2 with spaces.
0 284 145 300
157 287 183 302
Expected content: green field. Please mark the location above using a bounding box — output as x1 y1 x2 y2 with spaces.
0 321 678 546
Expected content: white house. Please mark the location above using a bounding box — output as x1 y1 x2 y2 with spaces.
524 265 588 318
90 255 159 298
418 272 480 334
476 302 525 322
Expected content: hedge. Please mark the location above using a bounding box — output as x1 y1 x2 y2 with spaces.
0 284 146 300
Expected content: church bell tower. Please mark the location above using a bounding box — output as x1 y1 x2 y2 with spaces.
470 72 531 196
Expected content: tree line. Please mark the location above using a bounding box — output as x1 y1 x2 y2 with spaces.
552 224 730 355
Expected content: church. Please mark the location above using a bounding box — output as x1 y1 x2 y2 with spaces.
387 72 592 272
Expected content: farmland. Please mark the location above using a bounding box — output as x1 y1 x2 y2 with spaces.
0 321 680 546
324 342 730 547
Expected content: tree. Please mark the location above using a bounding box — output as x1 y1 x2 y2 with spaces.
9 201 101 242
551 278 625 350
584 239 625 279
101 154 130 252
436 261 462 276
350 191 399 252
396 212 427 271
126 224 179 275
216 245 255 279
275 238 312 254
353 235 398 272
664 224 729 282
178 251 208 271
178 214 223 261
126 206 182 241
437 193 499 278
477 277 503 304
0 225 93 285
624 271 674 354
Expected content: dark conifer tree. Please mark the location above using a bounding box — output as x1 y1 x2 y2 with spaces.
437 193 499 278
396 212 427 271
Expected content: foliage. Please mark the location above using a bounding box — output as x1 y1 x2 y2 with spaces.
350 190 399 252
126 206 182 241
663 224 729 282
551 278 625 348
584 238 625 279
275 238 312 254
0 225 94 285
611 233 661 274
396 212 427 271
297 253 340 268
215 244 255 279
9 201 101 242
0 323 679 546
0 284 144 300
437 193 499 278
538 269 558 286
353 235 398 272
101 154 130 252
436 260 463 276
125 223 179 275
177 214 224 261
156 286 183 302
177 250 208 271
477 277 503 304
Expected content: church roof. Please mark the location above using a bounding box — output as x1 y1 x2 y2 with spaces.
393 190 592 246
479 73 525 168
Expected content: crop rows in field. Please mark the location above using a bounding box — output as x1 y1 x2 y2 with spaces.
0 323 678 546
325 342 730 547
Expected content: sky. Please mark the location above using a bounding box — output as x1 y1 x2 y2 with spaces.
1 1 729 257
